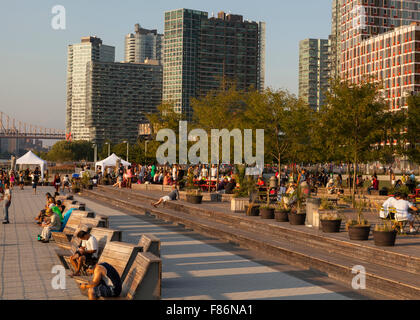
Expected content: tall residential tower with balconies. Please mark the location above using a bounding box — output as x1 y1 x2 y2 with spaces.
163 9 265 119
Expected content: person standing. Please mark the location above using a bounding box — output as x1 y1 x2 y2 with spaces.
53 174 61 193
32 170 39 195
2 183 12 224
172 164 178 185
18 171 25 190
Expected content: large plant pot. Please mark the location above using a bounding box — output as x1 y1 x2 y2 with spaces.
288 212 306 225
275 210 290 222
186 194 203 204
320 219 342 233
373 230 397 247
348 225 371 241
231 198 249 212
260 208 275 219
244 205 260 216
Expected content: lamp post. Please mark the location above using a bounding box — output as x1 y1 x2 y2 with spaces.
123 141 129 162
93 144 97 163
145 140 149 162
105 142 110 157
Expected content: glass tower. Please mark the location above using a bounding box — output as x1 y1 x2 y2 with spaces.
163 9 265 120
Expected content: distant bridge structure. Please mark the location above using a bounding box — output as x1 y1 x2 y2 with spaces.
0 112 66 140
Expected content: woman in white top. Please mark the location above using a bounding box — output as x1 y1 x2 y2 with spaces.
394 194 418 233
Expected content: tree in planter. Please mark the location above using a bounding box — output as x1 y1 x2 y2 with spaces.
404 94 420 164
243 89 315 173
316 79 405 206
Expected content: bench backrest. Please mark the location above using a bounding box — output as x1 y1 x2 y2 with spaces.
63 212 90 234
121 252 161 300
70 210 95 218
90 228 122 257
138 234 161 257
98 242 142 283
56 195 73 202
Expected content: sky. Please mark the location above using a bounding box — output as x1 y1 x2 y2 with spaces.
0 0 333 131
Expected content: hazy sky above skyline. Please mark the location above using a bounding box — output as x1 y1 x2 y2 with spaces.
0 0 332 130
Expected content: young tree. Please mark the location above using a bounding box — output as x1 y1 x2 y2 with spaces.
243 88 314 170
318 80 403 204
404 94 420 164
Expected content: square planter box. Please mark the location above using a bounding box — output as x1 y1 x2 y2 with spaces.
231 198 249 212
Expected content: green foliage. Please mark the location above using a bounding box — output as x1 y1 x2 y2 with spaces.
405 95 420 163
374 221 395 232
45 140 93 162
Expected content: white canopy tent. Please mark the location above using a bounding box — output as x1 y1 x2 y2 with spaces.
95 153 131 175
16 151 47 180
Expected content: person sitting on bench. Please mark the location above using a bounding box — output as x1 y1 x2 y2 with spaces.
35 194 54 224
70 230 99 276
380 192 399 219
151 185 179 208
79 262 122 300
394 193 418 234
38 208 61 243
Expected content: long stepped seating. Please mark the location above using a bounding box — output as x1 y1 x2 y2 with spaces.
81 186 420 299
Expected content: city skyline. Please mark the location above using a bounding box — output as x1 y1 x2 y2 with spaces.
0 0 332 131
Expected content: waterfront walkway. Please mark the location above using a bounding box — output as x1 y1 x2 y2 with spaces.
0 187 366 300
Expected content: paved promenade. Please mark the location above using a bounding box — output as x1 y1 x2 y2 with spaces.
0 188 84 300
0 187 366 300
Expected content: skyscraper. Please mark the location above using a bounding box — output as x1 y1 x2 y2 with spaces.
85 60 162 144
329 0 341 80
66 37 115 141
338 0 420 110
66 37 162 144
299 39 330 111
125 24 163 64
340 0 420 80
163 9 265 119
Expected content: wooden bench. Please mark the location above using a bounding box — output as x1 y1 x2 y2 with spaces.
52 215 105 250
138 234 161 258
56 195 73 202
58 227 122 271
101 252 162 300
73 241 142 288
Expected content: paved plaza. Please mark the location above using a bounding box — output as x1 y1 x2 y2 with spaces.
0 187 367 300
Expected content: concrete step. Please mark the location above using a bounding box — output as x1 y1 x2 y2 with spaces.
82 188 420 300
94 186 420 275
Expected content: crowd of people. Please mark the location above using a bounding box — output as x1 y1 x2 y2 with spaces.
34 191 121 299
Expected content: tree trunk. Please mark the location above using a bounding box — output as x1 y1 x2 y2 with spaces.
352 157 357 208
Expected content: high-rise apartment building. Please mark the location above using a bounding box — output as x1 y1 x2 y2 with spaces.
85 60 162 144
163 9 265 119
340 0 419 80
329 0 341 79
66 37 162 144
125 24 163 64
338 0 420 109
66 37 115 141
350 23 420 110
299 39 330 111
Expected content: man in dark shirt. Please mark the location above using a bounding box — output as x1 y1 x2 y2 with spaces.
224 178 236 194
79 262 122 300
151 185 179 207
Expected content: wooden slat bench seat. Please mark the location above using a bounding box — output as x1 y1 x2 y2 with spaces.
138 234 161 258
100 252 162 300
59 227 122 271
56 195 73 202
72 241 142 288
52 216 104 250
